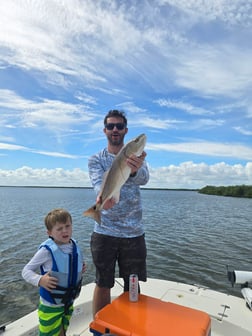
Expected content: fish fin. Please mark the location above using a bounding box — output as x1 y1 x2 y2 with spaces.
113 190 120 203
83 204 101 224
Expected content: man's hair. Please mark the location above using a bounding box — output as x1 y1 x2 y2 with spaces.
44 208 72 231
104 109 127 126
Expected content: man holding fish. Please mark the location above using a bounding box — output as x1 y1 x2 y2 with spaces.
85 109 149 316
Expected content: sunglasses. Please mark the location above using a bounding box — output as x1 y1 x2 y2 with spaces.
105 123 126 130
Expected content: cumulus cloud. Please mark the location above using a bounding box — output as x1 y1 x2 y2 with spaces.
0 167 90 187
148 161 252 189
0 163 251 189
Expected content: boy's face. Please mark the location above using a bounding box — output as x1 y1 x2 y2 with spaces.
47 218 72 245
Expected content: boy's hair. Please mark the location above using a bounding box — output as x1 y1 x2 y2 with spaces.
44 208 72 231
104 109 127 126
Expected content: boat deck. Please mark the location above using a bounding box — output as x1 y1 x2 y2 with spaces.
3 278 252 336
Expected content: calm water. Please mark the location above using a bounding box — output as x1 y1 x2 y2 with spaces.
0 187 251 324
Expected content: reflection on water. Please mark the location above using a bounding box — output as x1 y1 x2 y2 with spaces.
0 187 251 324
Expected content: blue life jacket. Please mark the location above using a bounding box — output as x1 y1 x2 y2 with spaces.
39 237 83 308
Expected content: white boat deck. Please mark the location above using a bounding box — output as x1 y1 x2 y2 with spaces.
2 278 252 336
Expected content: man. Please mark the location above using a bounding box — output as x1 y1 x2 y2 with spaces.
88 109 149 316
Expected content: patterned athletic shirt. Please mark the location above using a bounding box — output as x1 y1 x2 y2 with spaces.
88 148 149 238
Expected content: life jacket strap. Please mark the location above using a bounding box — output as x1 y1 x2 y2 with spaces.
51 279 82 305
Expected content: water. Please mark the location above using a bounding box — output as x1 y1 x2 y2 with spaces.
0 187 251 325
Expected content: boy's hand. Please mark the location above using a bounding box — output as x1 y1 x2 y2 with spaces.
82 262 87 273
39 272 58 291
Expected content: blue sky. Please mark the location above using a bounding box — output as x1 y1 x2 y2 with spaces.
0 0 252 189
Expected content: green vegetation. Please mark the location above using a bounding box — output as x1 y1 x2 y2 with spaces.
198 185 252 198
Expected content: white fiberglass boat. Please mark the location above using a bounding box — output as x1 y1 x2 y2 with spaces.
1 274 252 336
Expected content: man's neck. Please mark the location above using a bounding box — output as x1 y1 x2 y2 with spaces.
107 143 124 155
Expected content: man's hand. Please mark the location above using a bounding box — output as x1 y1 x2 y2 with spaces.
127 151 147 175
39 273 58 291
96 195 116 210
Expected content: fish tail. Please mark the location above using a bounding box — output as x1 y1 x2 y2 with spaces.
83 204 101 224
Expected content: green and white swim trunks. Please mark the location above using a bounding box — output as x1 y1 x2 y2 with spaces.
38 301 74 336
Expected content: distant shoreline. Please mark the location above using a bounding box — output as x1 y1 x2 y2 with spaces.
198 185 252 198
2 185 252 197
0 185 199 191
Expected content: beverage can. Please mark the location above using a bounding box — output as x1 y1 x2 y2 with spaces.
129 274 138 302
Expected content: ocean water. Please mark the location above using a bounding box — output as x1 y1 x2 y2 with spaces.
0 187 251 325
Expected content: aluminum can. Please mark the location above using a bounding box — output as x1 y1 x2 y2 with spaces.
129 274 138 302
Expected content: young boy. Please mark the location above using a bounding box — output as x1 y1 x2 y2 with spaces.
22 208 85 336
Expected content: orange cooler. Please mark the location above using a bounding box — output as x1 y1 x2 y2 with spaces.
90 292 211 336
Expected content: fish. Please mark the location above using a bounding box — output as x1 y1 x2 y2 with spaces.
83 133 147 224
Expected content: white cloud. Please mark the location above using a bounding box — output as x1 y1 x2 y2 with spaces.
0 142 28 151
147 141 252 161
139 116 184 130
0 0 251 189
0 162 251 189
0 142 82 159
31 150 81 159
0 166 90 187
160 0 252 27
0 1 109 86
1 0 251 98
233 126 252 136
0 89 94 131
173 46 252 98
117 102 147 114
148 161 252 189
155 99 214 116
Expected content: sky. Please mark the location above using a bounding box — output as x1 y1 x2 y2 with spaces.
0 0 252 189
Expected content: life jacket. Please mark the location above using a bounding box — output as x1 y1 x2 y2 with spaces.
39 237 83 309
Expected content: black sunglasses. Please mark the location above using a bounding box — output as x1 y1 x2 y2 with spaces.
105 123 126 130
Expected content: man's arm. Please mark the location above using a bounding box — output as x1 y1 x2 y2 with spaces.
88 154 104 195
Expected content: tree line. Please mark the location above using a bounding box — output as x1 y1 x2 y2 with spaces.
198 185 252 198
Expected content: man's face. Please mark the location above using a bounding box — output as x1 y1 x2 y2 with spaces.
104 117 128 146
